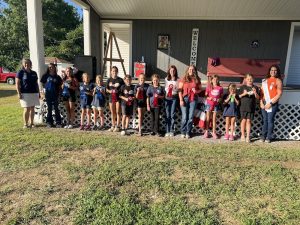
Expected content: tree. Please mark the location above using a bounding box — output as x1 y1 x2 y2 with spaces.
0 0 83 71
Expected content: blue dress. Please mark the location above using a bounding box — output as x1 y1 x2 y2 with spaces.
223 95 238 117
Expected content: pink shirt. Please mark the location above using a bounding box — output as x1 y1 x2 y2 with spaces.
206 85 223 105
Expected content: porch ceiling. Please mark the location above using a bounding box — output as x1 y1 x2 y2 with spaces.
86 0 300 20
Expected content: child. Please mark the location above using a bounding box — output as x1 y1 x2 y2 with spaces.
119 75 135 135
134 73 149 136
238 74 260 142
91 75 106 130
62 67 78 129
164 65 179 137
40 63 63 128
204 74 223 139
106 66 125 132
147 74 165 136
79 73 94 130
223 84 239 141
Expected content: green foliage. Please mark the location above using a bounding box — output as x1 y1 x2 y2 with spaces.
0 0 83 71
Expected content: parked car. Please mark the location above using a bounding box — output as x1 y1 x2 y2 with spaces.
0 67 16 85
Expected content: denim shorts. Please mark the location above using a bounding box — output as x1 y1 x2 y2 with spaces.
205 103 221 112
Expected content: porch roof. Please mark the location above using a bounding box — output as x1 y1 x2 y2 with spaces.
84 0 300 20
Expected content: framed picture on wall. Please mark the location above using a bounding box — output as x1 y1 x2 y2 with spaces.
157 34 169 50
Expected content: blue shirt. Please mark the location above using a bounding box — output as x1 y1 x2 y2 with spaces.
40 73 62 98
17 69 39 93
146 86 165 108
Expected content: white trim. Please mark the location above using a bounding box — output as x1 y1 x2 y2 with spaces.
284 22 300 86
83 8 92 55
100 20 133 75
100 16 300 21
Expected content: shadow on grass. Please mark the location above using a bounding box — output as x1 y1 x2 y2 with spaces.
0 89 17 98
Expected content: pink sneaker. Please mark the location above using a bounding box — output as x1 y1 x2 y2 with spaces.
224 133 229 140
229 135 234 141
212 133 218 139
203 130 209 138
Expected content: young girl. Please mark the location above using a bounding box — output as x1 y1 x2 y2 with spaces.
134 73 149 136
62 67 79 129
239 74 260 142
147 74 165 136
204 74 223 139
91 75 106 130
164 65 179 137
223 84 239 141
119 75 135 136
178 65 202 139
106 66 124 132
79 73 94 130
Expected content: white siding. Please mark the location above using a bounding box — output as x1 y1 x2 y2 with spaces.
287 30 300 85
106 28 130 78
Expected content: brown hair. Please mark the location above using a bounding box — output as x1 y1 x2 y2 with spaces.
183 65 201 83
111 66 119 73
124 74 132 80
266 64 281 80
44 63 57 76
209 74 220 86
64 67 74 80
166 65 178 81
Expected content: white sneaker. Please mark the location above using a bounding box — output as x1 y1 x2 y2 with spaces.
169 132 174 137
181 134 185 138
64 125 69 129
109 126 114 132
68 125 73 129
165 133 170 137
185 134 191 139
120 130 126 136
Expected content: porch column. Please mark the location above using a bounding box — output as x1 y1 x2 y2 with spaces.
83 8 91 55
26 0 45 83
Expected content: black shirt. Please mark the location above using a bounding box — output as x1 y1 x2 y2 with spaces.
16 69 39 93
40 73 62 97
120 84 135 106
106 76 125 102
238 85 260 112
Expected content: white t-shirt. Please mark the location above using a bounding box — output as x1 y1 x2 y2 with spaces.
164 78 178 98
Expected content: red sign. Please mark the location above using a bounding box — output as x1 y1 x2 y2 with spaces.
134 62 146 78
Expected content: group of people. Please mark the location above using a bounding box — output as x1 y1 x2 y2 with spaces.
16 59 282 143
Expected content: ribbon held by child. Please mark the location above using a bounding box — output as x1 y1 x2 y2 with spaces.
167 84 173 98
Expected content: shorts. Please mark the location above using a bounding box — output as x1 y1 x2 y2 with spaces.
205 103 221 112
62 92 76 102
240 111 254 120
20 93 40 107
121 104 133 116
92 106 104 111
136 99 146 108
80 97 93 109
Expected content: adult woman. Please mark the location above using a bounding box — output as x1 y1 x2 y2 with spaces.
40 63 63 128
62 67 79 129
164 65 179 137
260 65 283 143
178 65 202 138
16 59 40 128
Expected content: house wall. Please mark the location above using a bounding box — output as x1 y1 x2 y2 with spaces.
132 20 291 79
90 7 101 73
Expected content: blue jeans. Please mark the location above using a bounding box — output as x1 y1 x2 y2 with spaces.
165 98 177 133
46 97 62 125
180 96 196 135
261 103 279 140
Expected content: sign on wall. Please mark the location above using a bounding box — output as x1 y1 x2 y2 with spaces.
190 28 199 66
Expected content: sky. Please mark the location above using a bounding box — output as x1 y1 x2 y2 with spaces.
64 0 83 18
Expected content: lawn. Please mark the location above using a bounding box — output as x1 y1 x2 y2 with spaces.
0 83 300 225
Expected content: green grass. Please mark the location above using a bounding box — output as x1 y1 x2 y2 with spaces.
0 83 300 224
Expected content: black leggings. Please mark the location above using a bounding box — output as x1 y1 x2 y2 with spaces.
150 107 159 133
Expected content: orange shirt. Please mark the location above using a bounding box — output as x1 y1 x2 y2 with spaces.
262 77 278 100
